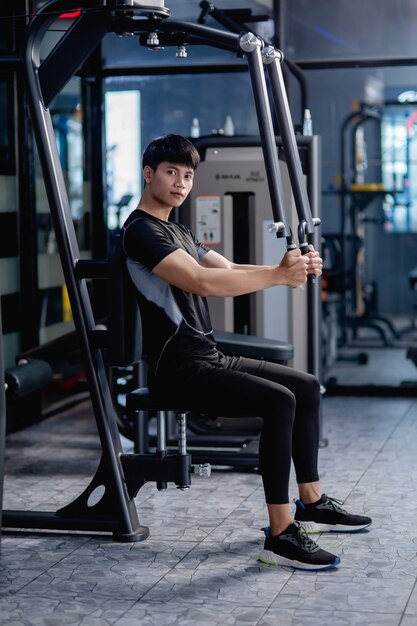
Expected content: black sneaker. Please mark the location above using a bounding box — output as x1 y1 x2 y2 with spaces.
258 522 341 571
294 494 372 533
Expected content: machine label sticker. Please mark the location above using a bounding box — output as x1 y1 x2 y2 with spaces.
215 173 241 180
246 170 265 183
196 195 221 245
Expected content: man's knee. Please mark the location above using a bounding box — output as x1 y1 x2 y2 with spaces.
267 387 296 423
304 374 321 404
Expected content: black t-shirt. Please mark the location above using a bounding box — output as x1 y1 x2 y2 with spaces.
122 209 219 388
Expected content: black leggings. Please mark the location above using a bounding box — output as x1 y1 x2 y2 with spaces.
155 354 321 504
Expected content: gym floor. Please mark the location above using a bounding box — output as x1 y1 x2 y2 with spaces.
324 317 417 390
1 393 417 625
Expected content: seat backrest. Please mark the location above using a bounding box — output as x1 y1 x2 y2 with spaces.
107 233 142 367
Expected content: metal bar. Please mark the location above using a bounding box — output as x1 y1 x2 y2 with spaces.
304 138 326 447
75 259 108 279
263 47 316 234
295 56 417 70
305 136 323 376
97 62 248 77
108 16 239 51
135 18 240 52
284 57 308 126
178 413 187 457
339 109 380 326
81 48 109 319
157 411 167 452
239 33 290 239
22 4 144 538
0 55 22 70
0 306 6 549
273 0 285 50
15 57 39 350
2 510 127 533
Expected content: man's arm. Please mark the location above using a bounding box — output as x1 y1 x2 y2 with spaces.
200 246 323 279
152 246 313 298
199 248 271 271
200 245 323 276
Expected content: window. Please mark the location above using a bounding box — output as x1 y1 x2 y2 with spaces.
104 90 141 230
381 106 417 233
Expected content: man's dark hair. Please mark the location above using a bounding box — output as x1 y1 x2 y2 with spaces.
142 134 200 171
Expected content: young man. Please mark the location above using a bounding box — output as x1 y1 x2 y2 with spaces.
122 134 371 571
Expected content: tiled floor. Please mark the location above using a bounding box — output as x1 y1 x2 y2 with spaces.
325 345 417 388
324 315 417 389
1 394 417 625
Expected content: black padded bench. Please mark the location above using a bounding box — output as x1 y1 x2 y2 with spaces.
214 329 293 364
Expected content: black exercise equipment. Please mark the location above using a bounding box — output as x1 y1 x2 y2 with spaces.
321 233 368 378
115 344 293 469
10 308 292 461
403 268 417 372
5 359 53 401
2 0 322 541
340 104 400 347
214 329 293 362
197 0 311 129
4 356 55 435
399 266 417 338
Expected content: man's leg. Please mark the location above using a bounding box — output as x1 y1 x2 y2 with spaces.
162 355 301 503
219 357 372 536
225 356 322 491
160 357 341 570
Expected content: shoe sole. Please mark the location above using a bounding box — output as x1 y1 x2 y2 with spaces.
258 549 341 571
296 520 372 533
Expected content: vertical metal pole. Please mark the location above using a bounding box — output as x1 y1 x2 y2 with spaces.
178 413 187 457
263 48 317 233
306 136 327 446
239 33 290 239
157 411 167 453
262 46 323 360
82 44 108 320
273 0 285 50
306 137 323 377
0 306 6 550
15 6 39 353
23 7 145 538
245 37 326 445
156 411 167 490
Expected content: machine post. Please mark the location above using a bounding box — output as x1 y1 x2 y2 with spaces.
239 33 290 240
242 36 326 445
262 46 319 235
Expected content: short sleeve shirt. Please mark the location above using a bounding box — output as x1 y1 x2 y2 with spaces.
122 209 219 386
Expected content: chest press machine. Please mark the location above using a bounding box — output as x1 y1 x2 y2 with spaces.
2 0 322 541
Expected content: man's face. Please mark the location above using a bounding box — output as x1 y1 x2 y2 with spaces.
144 161 195 208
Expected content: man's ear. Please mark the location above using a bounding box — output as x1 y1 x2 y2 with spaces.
143 165 154 183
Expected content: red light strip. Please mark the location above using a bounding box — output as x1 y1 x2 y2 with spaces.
59 9 82 19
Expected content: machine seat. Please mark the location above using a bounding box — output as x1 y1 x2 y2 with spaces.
214 329 293 363
126 387 190 414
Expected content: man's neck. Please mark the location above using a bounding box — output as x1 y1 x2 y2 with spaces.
137 192 172 222
137 204 172 222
